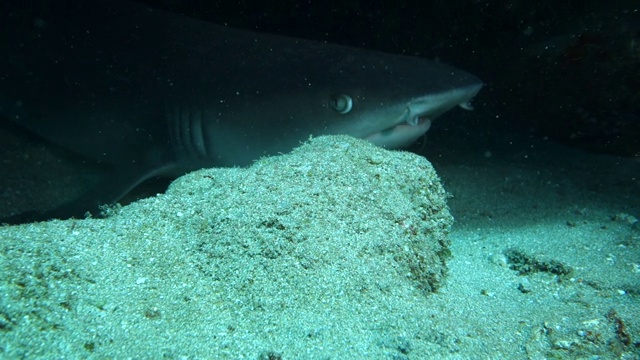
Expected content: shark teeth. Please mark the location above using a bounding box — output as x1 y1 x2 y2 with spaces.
407 116 420 126
406 116 430 126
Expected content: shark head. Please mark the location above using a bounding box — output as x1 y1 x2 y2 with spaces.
321 80 482 149
307 51 483 150
169 35 483 166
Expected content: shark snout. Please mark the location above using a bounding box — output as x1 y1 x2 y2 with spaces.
365 82 482 149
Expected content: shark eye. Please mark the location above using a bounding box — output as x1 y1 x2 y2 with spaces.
329 94 353 114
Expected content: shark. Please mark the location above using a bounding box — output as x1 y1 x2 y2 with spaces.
0 1 482 223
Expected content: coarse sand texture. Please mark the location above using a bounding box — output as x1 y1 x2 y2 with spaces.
0 135 454 358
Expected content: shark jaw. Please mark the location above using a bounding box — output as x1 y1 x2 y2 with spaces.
365 116 433 149
363 82 483 148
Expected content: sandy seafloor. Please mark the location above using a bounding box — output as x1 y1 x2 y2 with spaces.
1 125 639 358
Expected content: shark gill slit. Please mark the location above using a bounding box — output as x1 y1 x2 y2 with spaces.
172 107 184 158
172 106 207 160
190 107 207 158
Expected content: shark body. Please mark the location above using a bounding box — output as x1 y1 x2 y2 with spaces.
0 1 482 223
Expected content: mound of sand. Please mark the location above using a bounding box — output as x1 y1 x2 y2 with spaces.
0 135 453 358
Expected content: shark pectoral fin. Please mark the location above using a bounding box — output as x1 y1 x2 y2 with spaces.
66 161 183 219
0 173 125 225
0 159 179 225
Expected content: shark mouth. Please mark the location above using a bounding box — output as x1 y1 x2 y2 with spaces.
365 114 433 149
